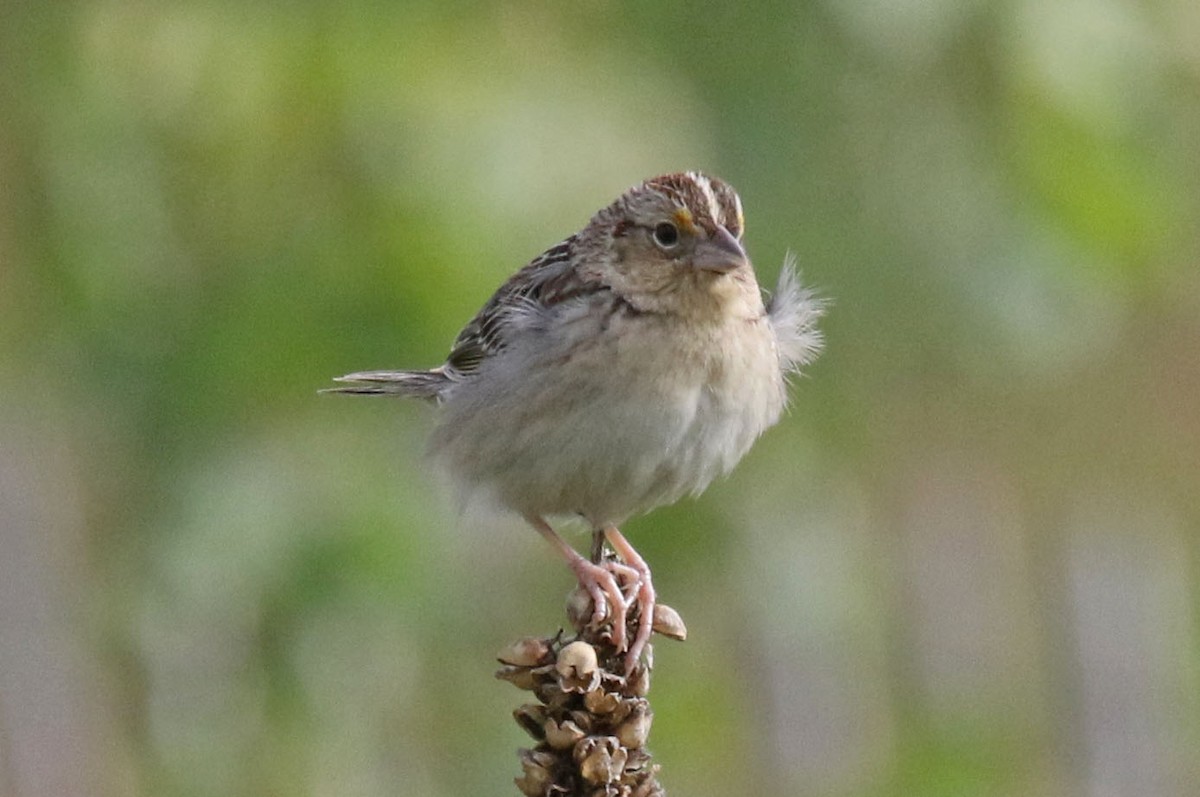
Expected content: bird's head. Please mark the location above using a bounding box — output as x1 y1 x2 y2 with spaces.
577 172 763 318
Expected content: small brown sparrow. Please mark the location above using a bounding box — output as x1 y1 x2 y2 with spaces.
329 172 823 673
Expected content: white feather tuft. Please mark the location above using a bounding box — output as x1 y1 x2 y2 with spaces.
767 253 825 374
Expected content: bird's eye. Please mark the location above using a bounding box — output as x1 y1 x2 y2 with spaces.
652 222 680 249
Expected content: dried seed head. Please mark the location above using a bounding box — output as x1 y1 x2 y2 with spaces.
584 687 622 715
623 748 655 775
513 704 548 740
498 636 553 667
495 665 538 691
507 541 669 797
650 604 687 641
565 587 593 632
615 702 652 748
556 641 601 692
534 678 567 707
606 696 635 724
568 710 596 734
515 748 554 797
544 717 587 750
574 736 627 785
625 663 651 697
631 778 665 797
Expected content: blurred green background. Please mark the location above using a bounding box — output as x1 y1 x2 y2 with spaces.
2 1 1199 796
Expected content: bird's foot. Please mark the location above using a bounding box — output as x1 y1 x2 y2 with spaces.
602 526 656 677
567 555 630 652
527 515 666 677
602 559 645 610
618 564 654 677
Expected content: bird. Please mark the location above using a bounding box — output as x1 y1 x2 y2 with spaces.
327 172 823 674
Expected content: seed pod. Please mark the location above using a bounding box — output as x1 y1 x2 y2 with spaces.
568 710 595 734
514 748 553 797
574 736 627 785
565 587 594 632
615 703 652 748
650 604 687 641
587 787 621 797
495 665 538 691
556 641 601 692
623 749 656 775
498 637 553 667
513 704 548 740
624 663 651 698
534 678 567 707
544 717 586 750
631 777 666 797
584 687 621 715
607 696 635 724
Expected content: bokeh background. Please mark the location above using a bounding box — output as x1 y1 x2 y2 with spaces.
2 1 1199 796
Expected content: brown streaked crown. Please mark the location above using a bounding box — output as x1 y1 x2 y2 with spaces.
635 172 744 240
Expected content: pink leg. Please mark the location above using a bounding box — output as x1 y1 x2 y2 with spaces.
603 525 655 676
526 515 629 651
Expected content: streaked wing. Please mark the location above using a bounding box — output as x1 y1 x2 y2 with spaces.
445 236 606 376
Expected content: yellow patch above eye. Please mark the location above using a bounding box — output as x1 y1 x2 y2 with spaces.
672 207 698 234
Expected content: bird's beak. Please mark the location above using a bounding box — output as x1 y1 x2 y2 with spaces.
692 226 748 273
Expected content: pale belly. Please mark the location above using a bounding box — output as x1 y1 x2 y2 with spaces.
431 310 786 526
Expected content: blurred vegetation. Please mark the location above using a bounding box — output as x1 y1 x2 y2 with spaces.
1 1 1198 796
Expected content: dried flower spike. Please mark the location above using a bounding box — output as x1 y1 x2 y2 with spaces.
496 563 676 795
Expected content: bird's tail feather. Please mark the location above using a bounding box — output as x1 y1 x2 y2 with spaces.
322 368 449 400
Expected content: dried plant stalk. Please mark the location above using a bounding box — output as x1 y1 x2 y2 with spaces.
497 578 687 797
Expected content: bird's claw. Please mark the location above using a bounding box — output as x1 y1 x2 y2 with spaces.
567 556 657 672
615 561 654 676
604 559 644 610
569 557 629 651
